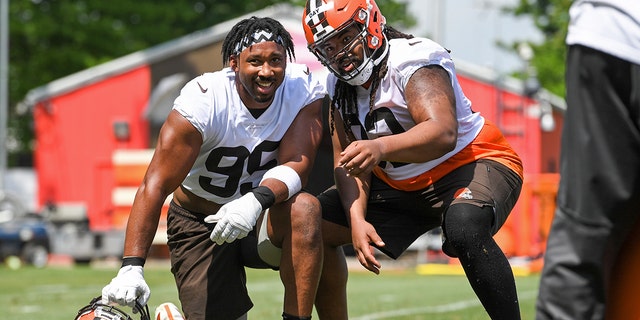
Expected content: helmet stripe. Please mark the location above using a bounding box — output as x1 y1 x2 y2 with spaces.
305 0 335 42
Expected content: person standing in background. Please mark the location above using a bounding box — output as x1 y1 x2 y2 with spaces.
536 1 640 319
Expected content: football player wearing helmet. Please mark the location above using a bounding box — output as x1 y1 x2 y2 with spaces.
303 0 524 319
304 0 388 86
101 16 325 320
75 296 150 320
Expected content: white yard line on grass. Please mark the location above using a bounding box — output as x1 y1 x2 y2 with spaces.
351 290 537 320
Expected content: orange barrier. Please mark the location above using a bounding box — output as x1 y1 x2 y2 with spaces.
494 174 559 262
111 149 169 253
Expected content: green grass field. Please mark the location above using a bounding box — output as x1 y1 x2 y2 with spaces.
0 260 540 320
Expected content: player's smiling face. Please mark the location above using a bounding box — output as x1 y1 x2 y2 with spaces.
231 41 287 109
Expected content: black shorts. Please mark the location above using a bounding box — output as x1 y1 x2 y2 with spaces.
318 159 522 259
165 201 273 320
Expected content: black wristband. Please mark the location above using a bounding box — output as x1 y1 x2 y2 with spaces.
121 256 146 267
251 186 276 210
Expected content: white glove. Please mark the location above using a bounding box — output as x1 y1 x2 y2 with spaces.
204 192 263 245
102 265 150 308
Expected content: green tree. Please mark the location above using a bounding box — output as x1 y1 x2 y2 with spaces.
6 0 413 167
506 0 572 97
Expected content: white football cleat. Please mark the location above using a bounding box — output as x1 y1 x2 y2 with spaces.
155 302 184 320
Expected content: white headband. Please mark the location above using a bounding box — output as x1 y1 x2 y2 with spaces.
234 29 284 54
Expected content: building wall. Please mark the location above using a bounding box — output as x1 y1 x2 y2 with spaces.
33 66 151 230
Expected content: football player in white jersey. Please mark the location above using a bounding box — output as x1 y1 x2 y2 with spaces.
102 16 326 320
303 0 524 319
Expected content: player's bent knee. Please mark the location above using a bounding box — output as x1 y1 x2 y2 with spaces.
442 204 494 257
289 193 322 244
289 193 322 225
268 192 321 247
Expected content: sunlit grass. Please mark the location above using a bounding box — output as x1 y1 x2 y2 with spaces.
0 259 539 320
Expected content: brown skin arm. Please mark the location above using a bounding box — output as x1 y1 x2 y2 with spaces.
260 98 324 203
338 65 458 176
123 110 203 259
330 106 385 274
262 98 324 318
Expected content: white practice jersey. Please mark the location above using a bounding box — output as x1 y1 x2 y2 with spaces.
566 0 640 65
326 37 484 181
173 63 325 204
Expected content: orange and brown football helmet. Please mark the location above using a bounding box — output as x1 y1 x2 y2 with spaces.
303 0 389 85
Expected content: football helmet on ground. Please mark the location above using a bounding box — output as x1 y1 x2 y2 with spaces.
75 296 150 320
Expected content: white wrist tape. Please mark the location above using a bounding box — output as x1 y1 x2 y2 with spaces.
261 165 302 200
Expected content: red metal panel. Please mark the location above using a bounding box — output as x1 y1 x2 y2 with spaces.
33 66 151 230
457 75 541 175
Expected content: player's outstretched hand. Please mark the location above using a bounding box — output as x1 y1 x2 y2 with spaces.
351 221 385 275
205 192 262 245
102 265 150 309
